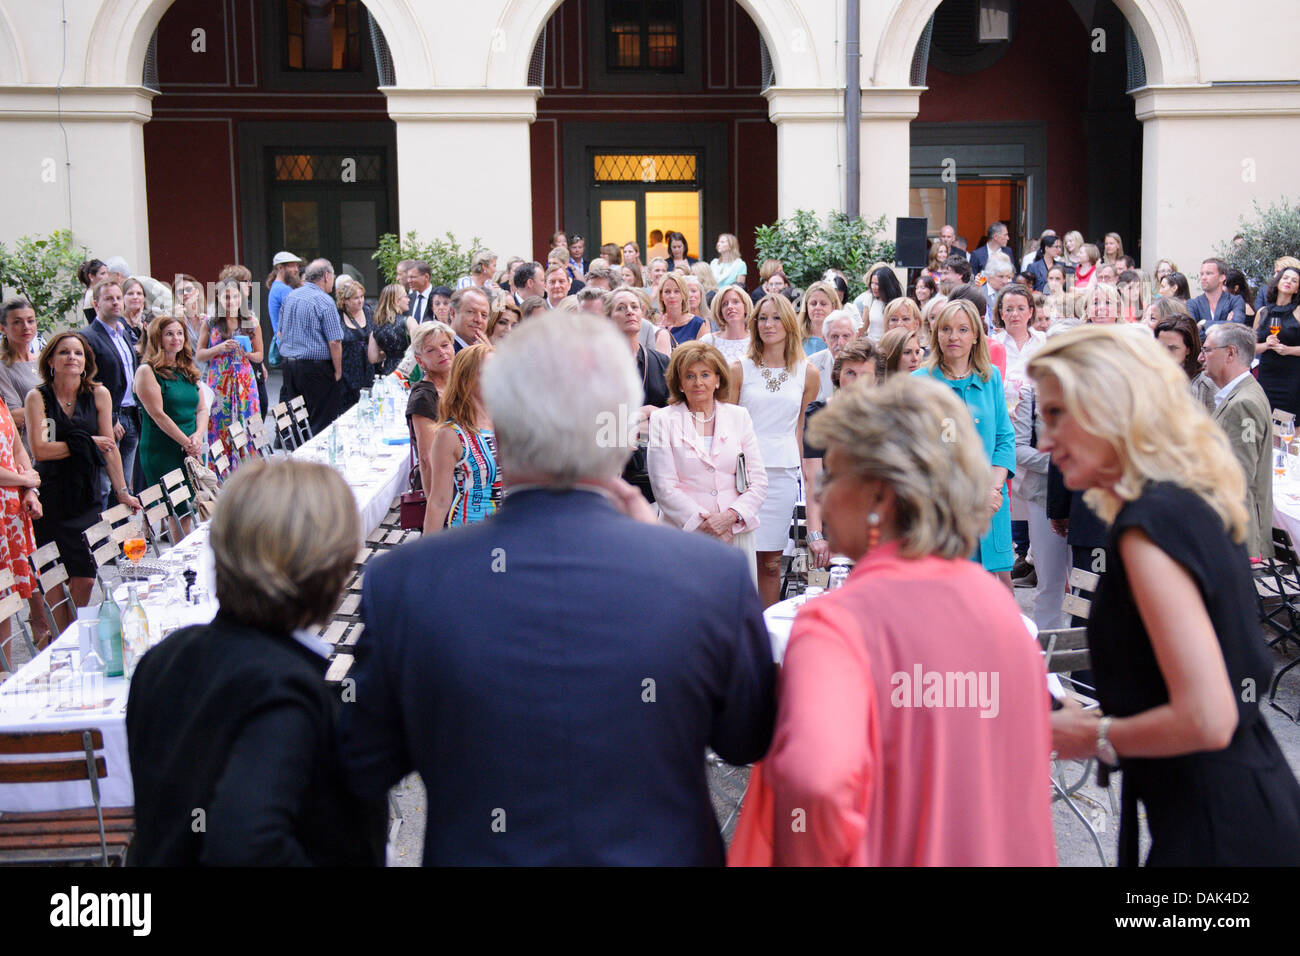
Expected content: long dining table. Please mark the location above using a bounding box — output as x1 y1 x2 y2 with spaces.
0 395 412 812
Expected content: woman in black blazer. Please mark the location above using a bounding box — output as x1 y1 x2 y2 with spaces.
126 459 385 865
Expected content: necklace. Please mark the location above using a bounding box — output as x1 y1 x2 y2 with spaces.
760 363 789 392
691 405 717 425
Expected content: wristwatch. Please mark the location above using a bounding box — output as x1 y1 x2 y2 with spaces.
1096 715 1119 767
116 486 130 499
808 531 826 542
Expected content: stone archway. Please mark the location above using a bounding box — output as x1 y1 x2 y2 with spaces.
871 0 1201 89
0 4 25 84
83 0 432 88
486 0 826 89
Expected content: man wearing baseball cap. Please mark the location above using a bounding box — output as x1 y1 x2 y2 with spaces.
267 251 303 340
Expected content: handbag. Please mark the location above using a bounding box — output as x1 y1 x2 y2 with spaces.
736 451 749 493
399 439 426 530
183 455 221 521
266 334 282 369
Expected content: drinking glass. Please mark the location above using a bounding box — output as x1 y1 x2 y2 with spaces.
1279 419 1295 456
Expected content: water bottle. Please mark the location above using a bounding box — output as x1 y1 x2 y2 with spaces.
96 594 124 678
121 584 151 680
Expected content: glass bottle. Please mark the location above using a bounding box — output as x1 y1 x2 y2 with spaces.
121 583 151 680
96 592 124 678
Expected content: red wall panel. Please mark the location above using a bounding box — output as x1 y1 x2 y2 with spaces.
144 120 238 284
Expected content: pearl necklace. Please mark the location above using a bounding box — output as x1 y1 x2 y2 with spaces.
690 406 717 425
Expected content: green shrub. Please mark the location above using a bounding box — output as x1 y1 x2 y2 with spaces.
372 230 486 290
1218 197 1300 288
0 229 90 332
752 210 895 300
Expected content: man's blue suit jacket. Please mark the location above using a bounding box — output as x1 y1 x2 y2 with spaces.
339 487 776 865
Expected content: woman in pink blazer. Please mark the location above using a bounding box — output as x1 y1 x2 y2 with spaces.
647 342 768 584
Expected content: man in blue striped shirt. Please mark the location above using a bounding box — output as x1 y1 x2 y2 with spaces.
277 258 343 434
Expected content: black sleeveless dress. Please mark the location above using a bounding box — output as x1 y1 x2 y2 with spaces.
1255 303 1300 415
31 386 103 579
1089 482 1300 865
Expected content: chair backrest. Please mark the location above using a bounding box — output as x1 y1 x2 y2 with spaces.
27 541 75 639
245 416 274 457
137 484 177 551
0 566 33 672
99 503 144 549
271 404 298 450
1275 526 1300 566
290 398 314 441
210 452 232 483
1037 627 1092 674
226 420 252 461
0 729 111 865
1063 566 1098 621
160 468 196 521
83 519 121 593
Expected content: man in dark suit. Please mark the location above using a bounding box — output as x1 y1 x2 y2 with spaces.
82 279 140 507
405 260 433 324
339 311 776 865
1188 257 1248 331
969 221 1010 276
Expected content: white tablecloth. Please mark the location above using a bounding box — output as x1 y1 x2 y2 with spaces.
763 595 1039 664
0 390 413 812
1273 469 1300 548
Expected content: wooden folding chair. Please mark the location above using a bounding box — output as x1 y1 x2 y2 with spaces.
0 568 35 674
0 730 134 866
138 483 183 551
225 420 254 463
271 402 298 451
160 468 197 527
289 396 314 445
27 542 77 643
82 519 121 597
99 502 150 559
779 503 809 599
245 415 277 459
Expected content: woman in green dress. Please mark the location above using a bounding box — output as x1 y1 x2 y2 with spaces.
134 314 208 488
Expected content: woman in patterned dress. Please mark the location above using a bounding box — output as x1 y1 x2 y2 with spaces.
196 278 261 458
0 400 44 647
423 344 501 533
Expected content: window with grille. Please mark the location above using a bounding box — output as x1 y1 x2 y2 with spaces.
592 154 698 184
285 0 363 72
274 152 385 183
606 0 684 73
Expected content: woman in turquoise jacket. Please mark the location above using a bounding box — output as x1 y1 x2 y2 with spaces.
913 298 1017 584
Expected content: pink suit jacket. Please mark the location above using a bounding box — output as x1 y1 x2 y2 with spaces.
646 402 769 534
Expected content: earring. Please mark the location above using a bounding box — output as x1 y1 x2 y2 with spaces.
866 512 881 552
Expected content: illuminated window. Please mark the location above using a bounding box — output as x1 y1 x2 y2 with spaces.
593 154 697 183
285 0 362 72
275 152 384 182
606 0 683 73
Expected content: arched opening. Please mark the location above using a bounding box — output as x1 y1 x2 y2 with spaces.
527 0 778 272
141 0 399 309
906 0 1155 264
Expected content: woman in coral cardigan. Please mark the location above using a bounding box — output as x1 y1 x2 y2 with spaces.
647 342 767 584
730 375 1057 866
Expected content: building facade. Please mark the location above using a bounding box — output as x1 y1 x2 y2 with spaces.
0 0 1296 298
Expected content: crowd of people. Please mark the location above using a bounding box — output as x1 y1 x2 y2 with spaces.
7 217 1300 867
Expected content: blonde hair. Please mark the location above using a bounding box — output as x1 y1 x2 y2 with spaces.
807 374 992 559
1026 325 1247 539
439 343 492 433
746 293 806 371
374 284 406 328
797 281 842 340
924 299 993 381
211 459 360 633
655 272 691 315
716 233 741 263
710 285 752 333
883 296 922 331
690 261 718 291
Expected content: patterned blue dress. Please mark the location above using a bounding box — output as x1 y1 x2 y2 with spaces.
446 423 502 526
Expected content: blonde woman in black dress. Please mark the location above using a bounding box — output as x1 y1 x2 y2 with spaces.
1030 325 1300 866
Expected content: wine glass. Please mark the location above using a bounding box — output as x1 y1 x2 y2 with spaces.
123 518 147 578
1280 418 1296 458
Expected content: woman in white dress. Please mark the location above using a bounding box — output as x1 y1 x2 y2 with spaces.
700 286 753 365
729 293 820 607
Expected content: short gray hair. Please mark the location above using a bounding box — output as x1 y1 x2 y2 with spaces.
483 311 643 484
411 320 455 352
985 253 1015 278
807 374 992 559
304 258 333 283
1206 321 1255 366
823 310 855 335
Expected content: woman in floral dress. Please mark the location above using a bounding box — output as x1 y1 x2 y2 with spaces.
196 278 262 459
0 400 43 647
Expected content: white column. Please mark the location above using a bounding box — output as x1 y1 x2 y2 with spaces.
0 86 155 276
858 88 921 233
1133 84 1300 272
764 87 844 218
384 88 539 262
